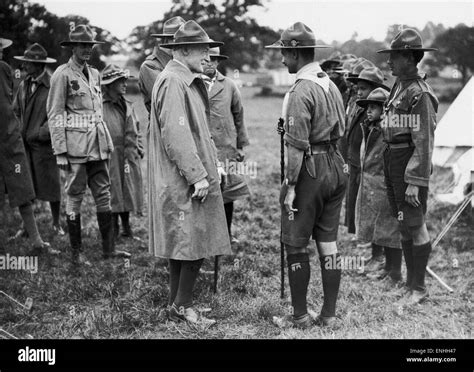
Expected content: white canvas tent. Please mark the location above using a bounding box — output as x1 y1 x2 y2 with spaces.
432 77 473 205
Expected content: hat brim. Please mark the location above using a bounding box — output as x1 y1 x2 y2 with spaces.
209 54 228 60
376 47 437 53
161 40 224 49
265 41 331 49
356 99 385 108
1 39 13 49
150 33 174 38
14 56 57 63
60 40 105 47
101 74 133 86
346 77 390 91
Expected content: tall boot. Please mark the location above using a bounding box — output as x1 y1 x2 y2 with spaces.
318 254 341 327
406 242 431 305
388 248 402 282
120 212 133 237
97 211 130 259
66 213 90 266
401 240 414 292
112 213 120 241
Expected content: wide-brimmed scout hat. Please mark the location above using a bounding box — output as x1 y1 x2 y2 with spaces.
209 47 228 60
321 51 342 69
60 24 104 47
161 20 223 49
0 38 13 49
348 58 375 78
346 67 389 91
377 28 437 53
332 58 357 74
356 87 389 108
151 16 186 38
14 43 56 63
265 22 331 49
100 64 132 85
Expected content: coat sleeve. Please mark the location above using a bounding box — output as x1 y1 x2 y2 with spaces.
405 92 436 187
47 69 68 155
139 61 160 113
158 79 208 185
131 106 144 157
12 82 22 121
230 81 249 149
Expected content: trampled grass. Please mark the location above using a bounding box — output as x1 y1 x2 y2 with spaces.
0 87 471 339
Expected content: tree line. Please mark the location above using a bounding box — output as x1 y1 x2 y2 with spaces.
1 0 472 84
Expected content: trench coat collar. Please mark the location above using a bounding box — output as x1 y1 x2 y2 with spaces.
68 57 93 85
168 59 201 86
26 68 50 89
208 71 225 99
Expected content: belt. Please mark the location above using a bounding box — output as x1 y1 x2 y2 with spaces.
386 142 413 149
310 143 332 154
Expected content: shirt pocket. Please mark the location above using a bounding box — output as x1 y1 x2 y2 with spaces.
65 126 88 157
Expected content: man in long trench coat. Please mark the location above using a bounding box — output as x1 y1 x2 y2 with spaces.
0 37 54 253
147 20 231 326
13 43 64 236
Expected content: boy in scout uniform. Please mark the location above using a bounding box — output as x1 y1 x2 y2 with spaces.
47 25 129 265
345 67 390 271
354 88 402 285
13 43 64 236
266 23 347 329
138 16 185 114
377 28 438 306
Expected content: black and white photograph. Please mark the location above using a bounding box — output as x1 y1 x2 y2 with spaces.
0 0 472 368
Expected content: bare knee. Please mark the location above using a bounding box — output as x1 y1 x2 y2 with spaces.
316 241 338 256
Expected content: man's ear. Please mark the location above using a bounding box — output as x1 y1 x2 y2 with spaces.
292 49 298 61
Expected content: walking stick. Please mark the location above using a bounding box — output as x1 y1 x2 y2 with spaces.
213 255 219 294
278 117 285 299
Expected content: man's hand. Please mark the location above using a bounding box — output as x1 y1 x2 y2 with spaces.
192 178 210 203
236 148 245 162
56 154 70 171
217 165 227 186
405 184 420 207
283 184 298 214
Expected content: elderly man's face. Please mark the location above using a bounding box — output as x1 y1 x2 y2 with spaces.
184 45 210 73
203 57 219 78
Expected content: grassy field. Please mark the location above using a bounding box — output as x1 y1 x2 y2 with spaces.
0 87 472 339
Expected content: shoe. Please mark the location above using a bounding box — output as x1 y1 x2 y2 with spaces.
404 289 429 306
52 224 65 236
31 241 60 256
8 228 28 241
313 315 339 329
105 250 131 260
366 269 390 280
396 285 412 297
272 313 313 330
169 304 216 327
363 257 385 273
72 251 91 267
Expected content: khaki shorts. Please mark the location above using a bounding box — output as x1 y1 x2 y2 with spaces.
280 148 348 247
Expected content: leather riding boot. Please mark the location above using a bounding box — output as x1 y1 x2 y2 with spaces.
97 211 130 259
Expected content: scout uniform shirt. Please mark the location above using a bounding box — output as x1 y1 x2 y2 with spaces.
382 74 438 187
283 62 345 184
47 57 114 163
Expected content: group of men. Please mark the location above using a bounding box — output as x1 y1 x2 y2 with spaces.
0 17 438 329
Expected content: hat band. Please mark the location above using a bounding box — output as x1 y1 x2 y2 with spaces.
162 27 180 35
24 52 48 60
103 70 129 80
393 44 424 49
280 39 316 47
173 35 214 44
